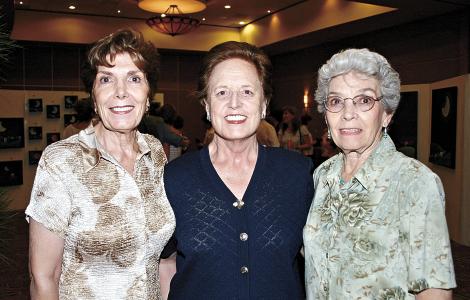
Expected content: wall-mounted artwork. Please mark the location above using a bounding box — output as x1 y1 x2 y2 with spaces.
46 105 60 119
0 160 23 186
64 95 78 109
28 98 43 112
429 86 457 169
46 132 60 145
28 151 43 165
28 126 43 140
64 114 77 127
389 91 418 158
0 118 24 149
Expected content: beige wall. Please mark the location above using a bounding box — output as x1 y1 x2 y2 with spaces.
402 75 470 245
0 90 88 210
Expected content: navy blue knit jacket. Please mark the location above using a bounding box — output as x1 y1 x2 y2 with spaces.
164 146 314 299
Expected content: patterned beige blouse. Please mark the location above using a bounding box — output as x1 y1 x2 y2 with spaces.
26 126 175 299
304 135 456 299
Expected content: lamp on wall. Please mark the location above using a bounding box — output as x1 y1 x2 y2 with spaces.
135 0 207 36
303 91 309 111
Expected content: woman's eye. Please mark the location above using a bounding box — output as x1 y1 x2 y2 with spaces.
99 76 111 84
129 76 142 83
359 96 372 104
329 97 342 106
241 89 254 96
215 89 229 97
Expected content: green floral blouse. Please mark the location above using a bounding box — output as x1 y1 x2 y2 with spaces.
303 135 456 299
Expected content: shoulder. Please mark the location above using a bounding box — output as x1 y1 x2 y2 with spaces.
41 137 82 165
165 149 201 176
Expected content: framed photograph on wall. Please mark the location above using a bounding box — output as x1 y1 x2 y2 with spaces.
64 95 78 109
46 105 60 119
46 132 60 145
429 86 457 169
28 151 43 165
64 114 77 127
28 98 43 112
28 126 43 140
389 91 418 158
0 118 24 149
0 160 23 186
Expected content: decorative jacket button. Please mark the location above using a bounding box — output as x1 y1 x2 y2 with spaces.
240 266 249 274
240 232 248 241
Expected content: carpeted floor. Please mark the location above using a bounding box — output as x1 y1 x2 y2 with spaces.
1 214 469 299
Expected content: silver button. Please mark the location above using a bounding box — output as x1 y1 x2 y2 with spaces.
240 232 248 241
240 266 249 274
323 285 328 292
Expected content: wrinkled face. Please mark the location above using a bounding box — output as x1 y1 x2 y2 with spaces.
93 52 149 134
205 58 266 141
325 71 392 155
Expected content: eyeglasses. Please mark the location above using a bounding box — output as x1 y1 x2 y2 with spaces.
324 94 383 113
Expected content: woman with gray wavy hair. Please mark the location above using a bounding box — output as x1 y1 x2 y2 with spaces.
303 48 455 299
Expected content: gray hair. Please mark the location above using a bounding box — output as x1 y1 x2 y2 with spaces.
314 48 401 114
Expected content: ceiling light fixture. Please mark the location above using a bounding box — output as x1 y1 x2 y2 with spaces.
68 5 76 10
224 5 231 9
239 21 245 25
136 0 206 37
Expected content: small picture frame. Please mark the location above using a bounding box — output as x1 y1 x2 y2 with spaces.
0 160 23 186
28 151 43 165
28 98 43 112
0 118 25 149
46 132 60 145
64 114 78 127
46 105 60 119
28 126 43 140
64 95 78 109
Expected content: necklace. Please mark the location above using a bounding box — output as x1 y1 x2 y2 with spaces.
233 198 245 209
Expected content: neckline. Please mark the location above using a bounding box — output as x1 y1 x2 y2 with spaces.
200 145 266 205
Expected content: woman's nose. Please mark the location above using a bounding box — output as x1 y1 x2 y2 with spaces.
115 79 128 99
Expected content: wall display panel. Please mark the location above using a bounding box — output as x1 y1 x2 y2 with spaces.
0 160 23 186
64 114 77 127
389 91 418 158
28 98 43 112
64 95 78 109
28 126 42 140
46 105 60 119
28 151 42 165
0 118 24 148
46 132 60 145
429 86 457 169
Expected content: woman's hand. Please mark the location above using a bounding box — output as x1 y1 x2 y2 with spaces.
29 219 64 300
159 254 176 300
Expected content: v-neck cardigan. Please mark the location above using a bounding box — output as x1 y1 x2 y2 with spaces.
164 145 314 299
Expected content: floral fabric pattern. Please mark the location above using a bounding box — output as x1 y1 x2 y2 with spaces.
26 126 175 299
303 135 456 299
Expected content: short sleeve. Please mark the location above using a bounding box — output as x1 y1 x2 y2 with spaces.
300 125 310 136
25 154 72 238
407 172 456 292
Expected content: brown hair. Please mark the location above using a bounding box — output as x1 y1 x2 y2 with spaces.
197 41 272 106
81 29 160 98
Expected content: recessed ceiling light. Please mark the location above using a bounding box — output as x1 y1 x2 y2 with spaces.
117 10 121 14
161 13 166 17
267 10 271 13
19 1 24 4
68 5 76 10
202 17 206 21
239 21 245 25
224 5 231 9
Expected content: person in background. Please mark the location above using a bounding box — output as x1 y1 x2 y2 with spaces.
201 114 215 146
162 41 314 299
26 29 175 299
168 115 186 162
278 105 313 153
139 102 190 156
300 114 315 161
317 127 338 166
62 97 95 139
256 117 280 147
304 48 455 299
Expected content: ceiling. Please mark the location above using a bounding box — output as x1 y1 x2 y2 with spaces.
9 0 470 53
13 0 308 28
